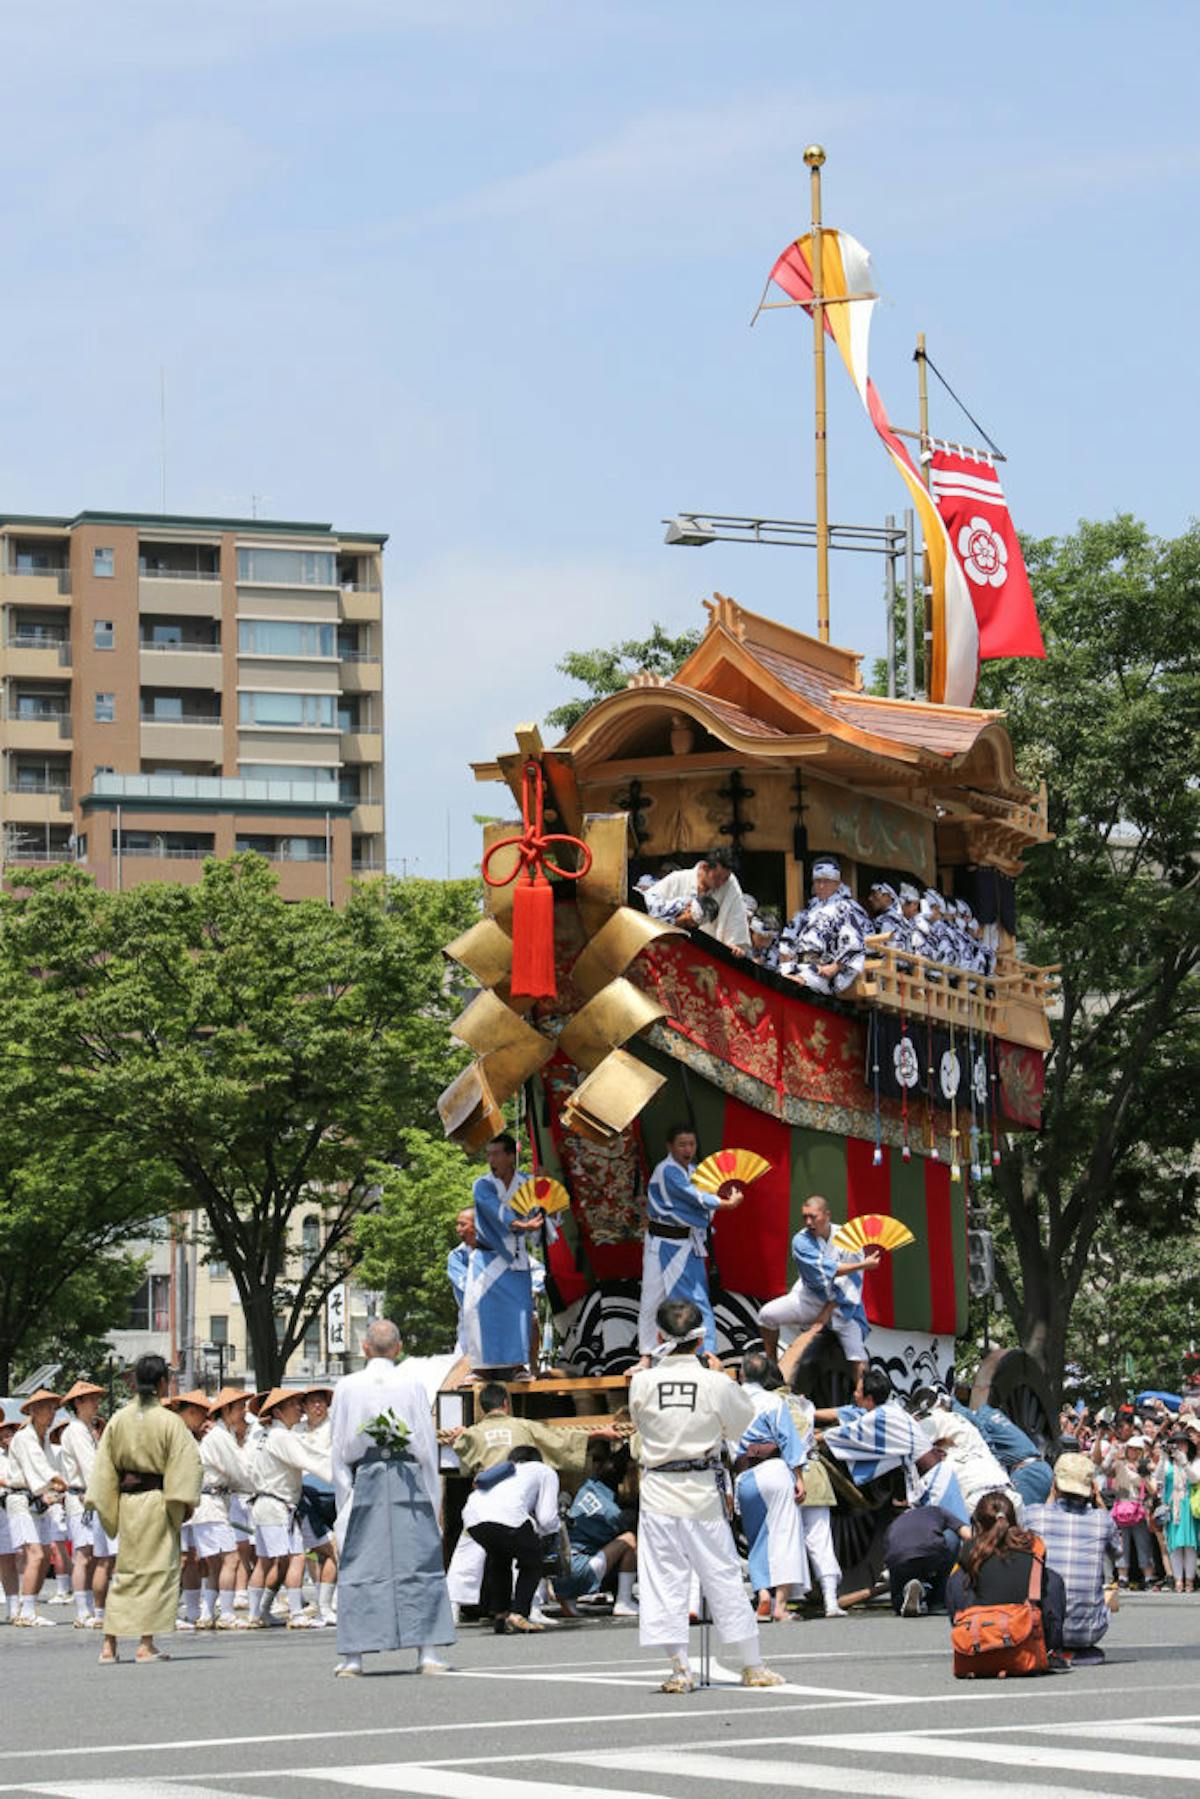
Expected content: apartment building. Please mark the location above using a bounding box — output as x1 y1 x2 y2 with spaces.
0 510 386 898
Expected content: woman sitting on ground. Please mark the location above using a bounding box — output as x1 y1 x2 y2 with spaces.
946 1491 1066 1662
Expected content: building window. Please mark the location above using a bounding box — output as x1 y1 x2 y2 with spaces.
236 547 336 587
93 547 114 578
303 1318 321 1362
210 1315 229 1345
208 1256 228 1278
128 1273 171 1332
238 620 335 658
94 619 114 649
95 692 115 722
235 834 328 862
237 691 336 729
301 1214 321 1274
239 762 338 791
94 765 114 779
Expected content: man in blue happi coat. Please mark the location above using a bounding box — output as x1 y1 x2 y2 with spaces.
463 1133 546 1377
636 1123 745 1359
757 1193 879 1386
450 1206 544 1359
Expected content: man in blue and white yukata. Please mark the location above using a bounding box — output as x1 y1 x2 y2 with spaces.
463 1133 547 1377
731 1351 812 1621
636 1124 746 1361
450 1205 545 1359
779 859 871 995
756 1194 879 1387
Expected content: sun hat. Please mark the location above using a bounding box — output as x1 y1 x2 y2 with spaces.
19 1388 63 1415
1053 1452 1098 1498
257 1386 305 1420
61 1380 106 1408
165 1388 211 1414
207 1386 251 1416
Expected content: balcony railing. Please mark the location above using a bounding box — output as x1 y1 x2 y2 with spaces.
338 582 381 593
119 845 214 860
8 781 71 799
139 639 222 653
3 567 71 593
340 723 381 735
140 712 222 726
92 773 346 807
337 651 381 664
138 567 221 582
6 704 70 721
7 633 69 651
4 848 73 864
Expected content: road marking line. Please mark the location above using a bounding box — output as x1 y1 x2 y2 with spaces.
293 1771 661 1798
584 1748 1142 1799
799 1732 1200 1783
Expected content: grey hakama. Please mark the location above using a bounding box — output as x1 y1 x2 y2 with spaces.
336 1447 455 1655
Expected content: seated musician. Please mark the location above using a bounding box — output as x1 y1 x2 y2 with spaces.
641 850 751 955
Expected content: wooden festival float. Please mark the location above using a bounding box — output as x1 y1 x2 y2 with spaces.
433 149 1058 1592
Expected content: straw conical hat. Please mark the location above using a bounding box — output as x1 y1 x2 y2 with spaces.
62 1380 106 1408
300 1383 334 1401
258 1386 303 1419
165 1388 211 1413
19 1388 63 1415
207 1386 251 1415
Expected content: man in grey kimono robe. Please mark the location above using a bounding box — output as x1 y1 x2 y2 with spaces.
329 1319 454 1678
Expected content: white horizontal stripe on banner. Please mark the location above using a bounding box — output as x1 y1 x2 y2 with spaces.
930 471 1006 499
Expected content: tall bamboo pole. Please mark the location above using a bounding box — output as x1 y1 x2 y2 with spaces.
805 144 830 642
916 331 931 696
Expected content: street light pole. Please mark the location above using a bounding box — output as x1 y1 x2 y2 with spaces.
805 145 830 643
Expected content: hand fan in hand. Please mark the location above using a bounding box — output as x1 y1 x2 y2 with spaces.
832 1214 915 1253
693 1149 771 1200
511 1175 571 1218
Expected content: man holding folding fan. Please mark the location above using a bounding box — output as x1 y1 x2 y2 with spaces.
756 1194 879 1385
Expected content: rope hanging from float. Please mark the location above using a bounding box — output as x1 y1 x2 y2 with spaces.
481 761 592 997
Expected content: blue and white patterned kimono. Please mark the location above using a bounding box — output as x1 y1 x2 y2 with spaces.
733 1386 812 1594
636 1155 719 1354
823 1401 970 1522
464 1170 533 1370
780 884 871 995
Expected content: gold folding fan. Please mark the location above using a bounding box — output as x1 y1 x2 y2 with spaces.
832 1215 915 1254
511 1175 572 1218
693 1149 772 1198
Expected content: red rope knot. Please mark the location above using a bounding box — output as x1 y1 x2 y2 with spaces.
481 762 592 996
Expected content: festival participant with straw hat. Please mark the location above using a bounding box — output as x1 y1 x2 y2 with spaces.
58 1382 109 1630
85 1354 201 1665
298 1385 338 1629
0 1408 23 1624
8 1389 67 1628
246 1388 331 1630
165 1390 212 1631
196 1388 254 1630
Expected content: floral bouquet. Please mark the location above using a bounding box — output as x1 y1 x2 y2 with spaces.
359 1409 412 1455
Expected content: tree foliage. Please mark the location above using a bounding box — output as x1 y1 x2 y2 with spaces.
0 858 478 1386
354 1129 472 1357
970 518 1200 1400
544 624 702 734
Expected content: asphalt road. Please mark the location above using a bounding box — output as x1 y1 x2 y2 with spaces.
1 1593 1198 1797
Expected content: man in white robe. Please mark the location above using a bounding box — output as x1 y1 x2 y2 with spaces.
629 1299 783 1693
329 1318 453 1678
642 851 751 954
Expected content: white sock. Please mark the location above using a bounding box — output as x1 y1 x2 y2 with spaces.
74 1592 90 1620
20 1595 35 1619
336 1654 363 1673
318 1581 336 1620
728 1635 761 1669
666 1642 691 1673
7 1593 19 1619
286 1588 304 1617
418 1644 446 1667
85 1590 97 1616
183 1588 200 1622
616 1571 636 1606
217 1590 235 1620
247 1587 264 1621
55 1574 70 1597
199 1581 216 1620
821 1576 843 1613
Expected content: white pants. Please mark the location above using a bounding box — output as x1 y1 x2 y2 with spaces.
190 1520 238 1559
64 1495 93 1550
1170 1546 1197 1584
446 1531 486 1606
254 1520 303 1558
757 1282 867 1365
799 1506 841 1584
637 1511 760 1653
794 963 859 996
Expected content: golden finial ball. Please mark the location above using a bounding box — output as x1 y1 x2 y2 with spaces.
803 144 826 168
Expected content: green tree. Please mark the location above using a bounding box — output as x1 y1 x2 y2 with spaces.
968 518 1200 1401
0 859 478 1386
545 624 702 734
355 1129 473 1356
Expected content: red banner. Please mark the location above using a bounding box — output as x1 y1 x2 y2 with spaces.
929 446 1044 662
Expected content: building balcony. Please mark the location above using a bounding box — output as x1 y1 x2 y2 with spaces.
139 717 224 760
340 728 382 762
350 802 384 836
3 711 72 750
338 588 382 623
91 772 351 809
138 575 222 617
139 645 223 688
5 785 72 822
339 658 382 694
4 638 72 677
0 569 71 603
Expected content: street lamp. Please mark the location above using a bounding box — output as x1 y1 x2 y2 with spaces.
663 515 719 547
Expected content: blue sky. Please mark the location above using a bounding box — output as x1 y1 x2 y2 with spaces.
3 2 1198 874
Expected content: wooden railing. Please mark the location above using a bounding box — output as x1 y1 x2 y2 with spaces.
850 935 1058 1051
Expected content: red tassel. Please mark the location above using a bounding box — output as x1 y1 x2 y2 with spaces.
510 871 556 997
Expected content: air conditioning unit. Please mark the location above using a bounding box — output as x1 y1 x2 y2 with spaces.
967 1229 995 1298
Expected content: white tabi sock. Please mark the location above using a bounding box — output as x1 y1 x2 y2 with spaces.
74 1592 90 1620
20 1595 35 1620
286 1588 304 1618
183 1588 201 1622
247 1587 265 1622
217 1589 235 1620
55 1575 70 1597
7 1593 18 1619
199 1582 216 1621
821 1576 846 1616
665 1642 691 1673
616 1571 636 1607
318 1581 336 1621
